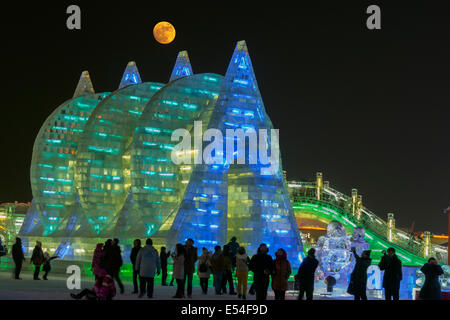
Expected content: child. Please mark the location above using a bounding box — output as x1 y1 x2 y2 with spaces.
42 252 58 280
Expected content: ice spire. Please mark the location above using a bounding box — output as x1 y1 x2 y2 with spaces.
169 51 194 82
224 40 260 93
119 61 142 89
73 71 95 98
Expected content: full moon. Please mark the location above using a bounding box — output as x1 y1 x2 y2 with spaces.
153 21 176 45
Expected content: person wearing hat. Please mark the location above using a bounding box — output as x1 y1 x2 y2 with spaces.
347 247 372 300
296 248 319 300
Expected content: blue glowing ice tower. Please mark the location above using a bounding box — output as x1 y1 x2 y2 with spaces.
170 51 194 81
119 61 142 89
168 41 303 266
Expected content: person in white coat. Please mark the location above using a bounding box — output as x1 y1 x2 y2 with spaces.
197 247 212 294
236 247 250 299
135 238 161 298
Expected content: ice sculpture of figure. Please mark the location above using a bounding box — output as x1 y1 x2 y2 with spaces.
315 221 353 288
348 227 370 272
349 227 370 256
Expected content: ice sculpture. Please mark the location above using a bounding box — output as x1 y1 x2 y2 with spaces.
30 71 110 236
169 51 194 81
73 71 95 98
119 61 142 89
349 227 370 256
23 44 303 265
131 73 223 237
167 41 302 267
348 227 370 272
316 220 353 286
74 62 164 235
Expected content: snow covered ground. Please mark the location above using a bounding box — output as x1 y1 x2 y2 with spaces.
0 271 371 300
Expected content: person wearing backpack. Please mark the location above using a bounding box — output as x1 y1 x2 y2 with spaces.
197 247 212 294
235 247 250 299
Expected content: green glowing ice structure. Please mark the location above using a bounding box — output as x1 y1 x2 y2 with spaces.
22 46 303 264
131 73 222 238
75 62 164 235
30 70 110 236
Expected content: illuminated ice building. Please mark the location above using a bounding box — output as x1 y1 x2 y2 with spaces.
21 41 304 267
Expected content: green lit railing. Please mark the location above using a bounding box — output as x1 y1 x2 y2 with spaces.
288 180 447 265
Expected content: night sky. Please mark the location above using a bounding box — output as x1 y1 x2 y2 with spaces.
1 1 449 234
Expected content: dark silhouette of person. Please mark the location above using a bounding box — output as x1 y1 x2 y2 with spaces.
221 244 236 295
12 237 24 280
103 238 124 294
30 241 44 280
130 239 142 294
378 247 402 300
100 239 112 271
296 248 319 300
249 243 274 301
172 243 186 298
210 246 226 295
227 236 240 270
160 247 170 286
169 247 176 286
184 238 198 298
347 248 372 300
419 257 444 300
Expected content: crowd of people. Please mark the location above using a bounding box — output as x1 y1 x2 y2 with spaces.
2 237 59 281
73 237 447 301
0 237 445 301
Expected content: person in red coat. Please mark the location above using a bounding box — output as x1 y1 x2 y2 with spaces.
271 248 292 300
